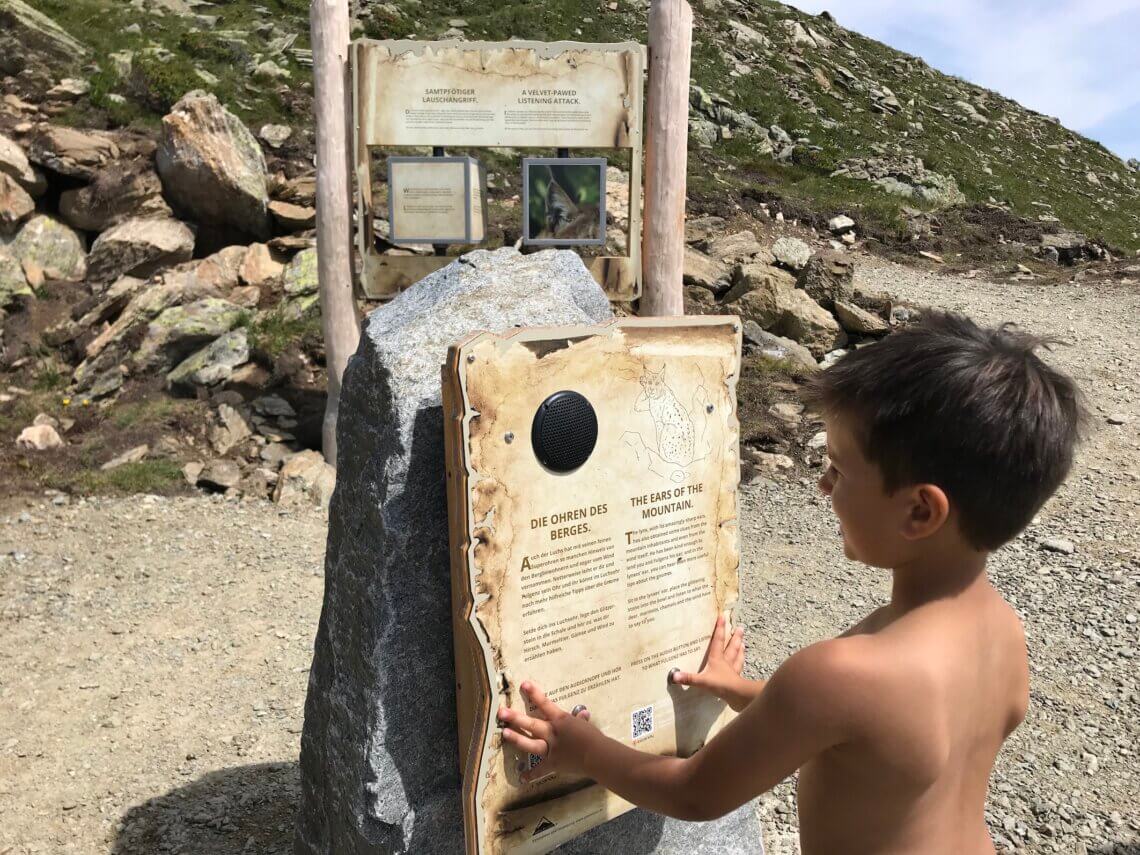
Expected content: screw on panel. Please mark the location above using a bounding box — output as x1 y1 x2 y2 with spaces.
466 354 476 363
706 404 714 413
504 432 515 444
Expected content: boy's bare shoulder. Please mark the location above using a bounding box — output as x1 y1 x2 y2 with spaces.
764 634 912 735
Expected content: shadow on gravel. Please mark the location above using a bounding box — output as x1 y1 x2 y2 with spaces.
1092 843 1140 855
112 761 298 855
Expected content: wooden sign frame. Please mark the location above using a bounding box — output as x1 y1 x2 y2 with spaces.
350 39 646 301
443 316 743 854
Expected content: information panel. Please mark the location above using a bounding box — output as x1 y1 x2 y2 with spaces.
443 317 743 855
355 40 643 148
388 156 486 244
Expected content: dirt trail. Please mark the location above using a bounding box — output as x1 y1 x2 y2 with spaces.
1 260 1137 854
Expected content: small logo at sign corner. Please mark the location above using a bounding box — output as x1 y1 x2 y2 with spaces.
533 816 556 836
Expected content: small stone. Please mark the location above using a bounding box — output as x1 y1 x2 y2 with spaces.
47 78 90 100
254 394 295 418
1041 538 1075 555
771 237 813 272
768 402 804 426
828 215 855 234
1106 413 1130 425
269 199 317 231
182 461 205 485
273 450 336 509
834 301 889 335
16 424 63 450
197 459 242 491
753 451 795 473
259 124 293 149
100 445 149 471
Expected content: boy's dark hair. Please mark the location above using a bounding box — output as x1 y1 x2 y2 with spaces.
802 310 1086 550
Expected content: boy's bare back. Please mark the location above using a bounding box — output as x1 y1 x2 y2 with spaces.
797 584 1029 854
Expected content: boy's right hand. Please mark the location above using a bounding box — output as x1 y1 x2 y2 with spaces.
670 615 756 711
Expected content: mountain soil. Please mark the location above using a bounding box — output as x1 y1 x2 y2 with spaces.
1 262 1137 855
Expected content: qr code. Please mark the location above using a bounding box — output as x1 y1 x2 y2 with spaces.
631 705 654 740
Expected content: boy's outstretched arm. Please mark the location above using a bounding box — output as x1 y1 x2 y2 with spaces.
499 638 866 822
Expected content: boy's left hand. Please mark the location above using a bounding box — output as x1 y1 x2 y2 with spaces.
498 681 597 783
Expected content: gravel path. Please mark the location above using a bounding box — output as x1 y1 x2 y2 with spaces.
739 260 1140 854
1 261 1136 854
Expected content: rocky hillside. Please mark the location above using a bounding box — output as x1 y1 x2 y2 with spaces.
1 0 1139 502
3 0 1138 256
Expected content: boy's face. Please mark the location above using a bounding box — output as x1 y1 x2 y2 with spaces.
818 415 916 568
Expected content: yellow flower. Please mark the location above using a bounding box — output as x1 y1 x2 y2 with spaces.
81 398 91 407
61 397 71 406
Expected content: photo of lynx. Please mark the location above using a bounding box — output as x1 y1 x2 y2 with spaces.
536 177 601 241
524 161 605 245
622 366 712 483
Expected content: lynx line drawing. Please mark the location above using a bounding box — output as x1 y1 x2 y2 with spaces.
622 365 712 483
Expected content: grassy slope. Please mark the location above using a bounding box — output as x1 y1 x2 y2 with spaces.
24 0 1140 253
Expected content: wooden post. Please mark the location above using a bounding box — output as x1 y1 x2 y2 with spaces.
311 0 361 466
641 0 693 317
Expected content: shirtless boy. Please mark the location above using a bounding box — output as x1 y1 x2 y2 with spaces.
498 311 1085 854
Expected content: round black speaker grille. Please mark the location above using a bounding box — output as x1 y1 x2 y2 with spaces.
531 391 598 473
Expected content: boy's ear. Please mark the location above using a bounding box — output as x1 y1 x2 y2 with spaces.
900 483 950 540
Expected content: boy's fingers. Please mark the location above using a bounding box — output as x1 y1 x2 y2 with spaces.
710 615 726 649
725 628 743 654
520 681 558 717
501 727 547 756
499 708 551 739
670 670 704 688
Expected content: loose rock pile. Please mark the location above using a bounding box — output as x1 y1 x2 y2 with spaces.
682 219 903 362
0 88 328 504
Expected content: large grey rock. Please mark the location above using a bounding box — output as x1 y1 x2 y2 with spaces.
6 214 86 281
682 245 729 293
796 250 854 308
296 247 763 854
166 328 249 392
0 133 46 196
26 125 119 180
156 91 271 239
0 173 34 233
86 216 195 284
282 247 318 296
0 0 88 66
0 250 31 307
132 296 246 372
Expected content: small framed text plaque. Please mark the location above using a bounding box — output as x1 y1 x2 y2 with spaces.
522 157 607 247
387 155 487 244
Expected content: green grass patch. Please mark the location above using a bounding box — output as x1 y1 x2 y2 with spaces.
110 397 181 429
71 459 184 495
246 307 323 359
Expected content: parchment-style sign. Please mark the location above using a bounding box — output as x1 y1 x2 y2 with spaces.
443 317 744 855
351 39 645 300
